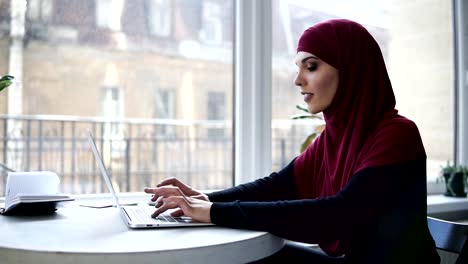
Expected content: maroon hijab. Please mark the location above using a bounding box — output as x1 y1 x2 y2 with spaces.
293 19 426 256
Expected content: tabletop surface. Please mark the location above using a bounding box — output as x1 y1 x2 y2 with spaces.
0 199 284 264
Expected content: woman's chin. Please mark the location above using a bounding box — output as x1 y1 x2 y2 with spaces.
308 107 319 114
308 104 325 114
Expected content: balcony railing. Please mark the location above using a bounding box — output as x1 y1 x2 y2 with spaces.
0 115 317 194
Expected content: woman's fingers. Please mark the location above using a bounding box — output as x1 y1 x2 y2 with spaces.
144 185 185 202
191 194 210 202
155 196 164 207
152 196 188 218
170 208 184 217
144 178 203 205
158 196 213 222
156 177 179 187
151 198 180 218
155 178 198 196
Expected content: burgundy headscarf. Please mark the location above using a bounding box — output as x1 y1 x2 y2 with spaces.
293 19 426 256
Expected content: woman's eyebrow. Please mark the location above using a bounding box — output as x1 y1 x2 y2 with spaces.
301 55 318 64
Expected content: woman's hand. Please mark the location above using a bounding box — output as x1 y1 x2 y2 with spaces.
144 178 212 222
144 177 209 205
150 195 213 223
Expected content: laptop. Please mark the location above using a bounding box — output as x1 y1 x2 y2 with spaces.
87 130 214 228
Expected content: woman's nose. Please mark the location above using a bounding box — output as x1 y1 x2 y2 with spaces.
294 73 302 87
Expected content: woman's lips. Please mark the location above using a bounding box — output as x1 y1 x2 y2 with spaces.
303 93 313 102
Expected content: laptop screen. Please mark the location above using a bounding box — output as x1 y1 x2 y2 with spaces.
87 130 123 209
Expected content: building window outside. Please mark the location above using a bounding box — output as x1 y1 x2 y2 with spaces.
101 86 126 164
199 1 222 45
26 0 52 22
96 0 124 31
102 86 124 136
153 89 176 135
207 91 225 138
146 0 171 37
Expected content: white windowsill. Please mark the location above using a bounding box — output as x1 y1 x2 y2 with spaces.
427 194 468 214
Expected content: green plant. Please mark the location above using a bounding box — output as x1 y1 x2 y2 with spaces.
0 75 14 92
291 104 325 152
439 161 468 197
458 165 468 186
440 161 456 177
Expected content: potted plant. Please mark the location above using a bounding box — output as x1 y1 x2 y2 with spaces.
440 161 456 196
291 104 325 152
449 165 467 197
0 75 14 92
440 161 467 197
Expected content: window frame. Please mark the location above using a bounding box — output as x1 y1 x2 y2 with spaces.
454 0 468 173
234 0 272 185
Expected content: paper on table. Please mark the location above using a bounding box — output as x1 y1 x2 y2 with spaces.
79 201 138 208
5 171 60 201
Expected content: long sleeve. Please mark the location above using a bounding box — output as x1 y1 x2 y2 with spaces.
210 158 428 245
207 159 297 202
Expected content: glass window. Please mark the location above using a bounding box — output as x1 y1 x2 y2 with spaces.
102 86 124 136
146 0 171 37
207 91 225 138
96 0 124 31
153 89 175 119
26 0 52 22
102 87 123 118
0 0 234 195
272 0 454 183
153 89 176 136
199 1 222 45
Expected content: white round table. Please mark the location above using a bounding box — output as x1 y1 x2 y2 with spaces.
0 202 284 264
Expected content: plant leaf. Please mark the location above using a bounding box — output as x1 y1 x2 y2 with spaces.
291 113 325 120
300 133 317 153
0 75 14 82
295 104 310 113
291 113 313 119
315 124 326 133
0 80 12 92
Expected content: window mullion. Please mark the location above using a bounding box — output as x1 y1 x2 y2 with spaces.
234 0 272 184
454 0 468 167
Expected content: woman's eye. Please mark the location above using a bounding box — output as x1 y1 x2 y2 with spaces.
307 63 317 72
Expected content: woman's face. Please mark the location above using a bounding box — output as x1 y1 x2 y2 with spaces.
294 51 339 114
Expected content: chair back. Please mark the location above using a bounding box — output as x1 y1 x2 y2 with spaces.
427 216 468 264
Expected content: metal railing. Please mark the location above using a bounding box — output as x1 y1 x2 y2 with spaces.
0 115 316 194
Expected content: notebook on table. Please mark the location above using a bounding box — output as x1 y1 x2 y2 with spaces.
1 171 74 215
87 130 214 229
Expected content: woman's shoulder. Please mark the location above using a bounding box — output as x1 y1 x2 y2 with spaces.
373 114 421 141
378 114 418 129
355 114 426 171
368 114 425 155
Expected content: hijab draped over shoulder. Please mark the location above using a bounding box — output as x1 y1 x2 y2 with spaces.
293 19 426 256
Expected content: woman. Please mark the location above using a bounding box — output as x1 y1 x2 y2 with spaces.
144 19 440 263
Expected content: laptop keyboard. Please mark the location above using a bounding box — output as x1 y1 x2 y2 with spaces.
125 206 192 223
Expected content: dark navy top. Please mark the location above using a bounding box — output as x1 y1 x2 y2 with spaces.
208 158 440 264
